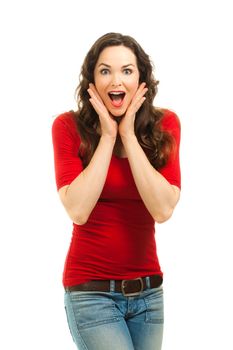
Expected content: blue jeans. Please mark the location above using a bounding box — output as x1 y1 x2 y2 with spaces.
64 280 164 350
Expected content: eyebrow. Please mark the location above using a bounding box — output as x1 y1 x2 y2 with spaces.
97 63 135 68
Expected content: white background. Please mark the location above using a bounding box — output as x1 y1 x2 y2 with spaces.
0 0 232 349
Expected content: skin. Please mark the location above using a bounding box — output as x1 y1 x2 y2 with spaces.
58 45 180 224
87 45 148 142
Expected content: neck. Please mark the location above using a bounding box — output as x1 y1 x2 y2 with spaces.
110 114 125 125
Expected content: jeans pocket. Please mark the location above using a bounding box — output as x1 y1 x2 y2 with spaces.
68 291 120 330
64 304 76 343
144 287 164 324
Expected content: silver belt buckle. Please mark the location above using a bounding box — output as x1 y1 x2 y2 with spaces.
121 277 144 297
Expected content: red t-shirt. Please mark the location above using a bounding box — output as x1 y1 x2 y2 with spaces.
52 109 181 287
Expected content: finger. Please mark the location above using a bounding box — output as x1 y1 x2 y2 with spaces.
133 83 148 102
88 83 103 103
87 87 98 101
136 96 147 109
130 86 148 109
137 87 148 101
135 96 146 110
137 82 147 94
127 96 146 116
89 97 106 115
132 97 146 115
138 83 148 97
88 89 106 112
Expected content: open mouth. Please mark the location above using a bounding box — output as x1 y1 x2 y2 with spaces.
108 91 126 107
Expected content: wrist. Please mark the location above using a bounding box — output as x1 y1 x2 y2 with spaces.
120 133 137 144
100 134 117 144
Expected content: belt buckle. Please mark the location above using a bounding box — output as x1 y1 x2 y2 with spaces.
121 277 144 297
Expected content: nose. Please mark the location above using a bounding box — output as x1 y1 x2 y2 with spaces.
111 83 122 87
111 74 122 87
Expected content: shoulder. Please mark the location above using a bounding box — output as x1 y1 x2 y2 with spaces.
52 110 79 139
160 108 181 132
52 110 76 129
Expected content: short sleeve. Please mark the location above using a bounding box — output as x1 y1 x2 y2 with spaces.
51 112 83 190
158 110 181 189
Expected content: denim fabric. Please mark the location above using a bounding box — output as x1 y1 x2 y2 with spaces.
64 283 164 350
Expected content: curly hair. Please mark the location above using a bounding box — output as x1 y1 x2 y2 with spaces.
73 32 174 169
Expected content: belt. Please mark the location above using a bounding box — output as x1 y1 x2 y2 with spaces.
65 275 163 297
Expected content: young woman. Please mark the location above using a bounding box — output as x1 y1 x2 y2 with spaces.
52 32 181 350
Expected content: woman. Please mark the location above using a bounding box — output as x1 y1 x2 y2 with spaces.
52 32 181 350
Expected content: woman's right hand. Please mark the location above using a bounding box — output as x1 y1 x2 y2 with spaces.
87 83 118 139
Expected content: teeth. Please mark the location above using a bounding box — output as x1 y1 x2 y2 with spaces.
109 92 124 95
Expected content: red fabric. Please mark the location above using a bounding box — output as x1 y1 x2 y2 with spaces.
52 110 181 287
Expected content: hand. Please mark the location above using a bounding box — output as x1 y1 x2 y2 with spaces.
118 82 148 139
87 83 118 139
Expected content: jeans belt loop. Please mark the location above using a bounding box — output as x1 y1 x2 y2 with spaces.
145 276 151 289
110 280 115 292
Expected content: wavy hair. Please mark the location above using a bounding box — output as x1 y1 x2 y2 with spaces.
73 32 174 169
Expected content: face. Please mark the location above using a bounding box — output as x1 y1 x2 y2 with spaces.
94 45 140 117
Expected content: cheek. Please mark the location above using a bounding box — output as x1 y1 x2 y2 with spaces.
127 83 139 98
94 83 106 99
127 77 139 93
94 77 108 96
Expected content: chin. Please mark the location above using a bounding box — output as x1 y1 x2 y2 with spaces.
111 113 125 118
109 108 127 118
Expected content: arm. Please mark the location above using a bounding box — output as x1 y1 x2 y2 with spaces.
117 84 181 223
59 134 116 225
121 134 180 223
53 86 119 225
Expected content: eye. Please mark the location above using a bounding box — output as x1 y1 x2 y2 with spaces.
100 68 110 75
123 68 133 75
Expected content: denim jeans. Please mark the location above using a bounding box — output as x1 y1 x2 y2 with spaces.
64 280 164 350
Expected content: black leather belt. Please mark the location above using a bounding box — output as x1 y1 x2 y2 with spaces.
65 275 163 297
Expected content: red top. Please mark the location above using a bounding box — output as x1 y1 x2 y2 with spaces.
52 109 181 287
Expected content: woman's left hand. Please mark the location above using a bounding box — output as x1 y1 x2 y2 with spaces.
118 82 148 139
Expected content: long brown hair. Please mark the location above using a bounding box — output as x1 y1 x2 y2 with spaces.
73 32 174 169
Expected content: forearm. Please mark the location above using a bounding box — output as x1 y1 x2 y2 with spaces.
61 135 116 224
121 135 180 223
